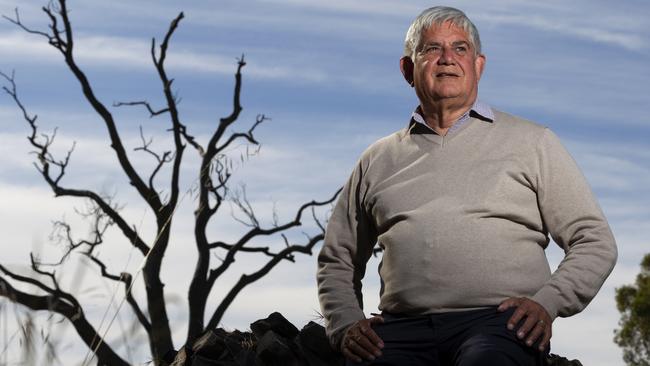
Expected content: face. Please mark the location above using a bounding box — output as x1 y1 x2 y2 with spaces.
401 21 485 108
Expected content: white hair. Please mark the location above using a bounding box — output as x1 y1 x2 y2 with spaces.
403 6 482 59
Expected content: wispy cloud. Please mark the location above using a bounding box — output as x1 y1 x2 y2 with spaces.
479 13 647 51
567 139 650 193
257 0 421 17
0 31 329 83
256 0 648 52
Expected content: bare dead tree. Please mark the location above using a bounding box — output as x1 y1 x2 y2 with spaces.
0 1 340 365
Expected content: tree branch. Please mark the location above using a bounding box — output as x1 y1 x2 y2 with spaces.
2 6 62 47
215 114 269 153
0 46 151 260
229 184 259 228
202 55 246 163
7 1 165 213
207 188 342 285
209 242 289 259
0 264 69 305
194 188 341 335
0 274 129 366
113 100 170 117
36 204 153 337
39 201 114 267
136 12 189 359
206 232 325 329
86 255 152 335
150 11 187 211
217 55 246 134
134 126 173 192
4 3 341 360
4 1 177 359
187 57 249 341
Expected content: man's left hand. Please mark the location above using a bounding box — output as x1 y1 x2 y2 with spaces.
497 297 552 352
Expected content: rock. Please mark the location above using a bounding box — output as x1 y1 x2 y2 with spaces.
546 353 583 366
233 349 257 366
191 329 227 360
191 354 229 366
250 312 300 339
297 322 344 366
167 312 581 366
255 330 302 366
298 322 335 359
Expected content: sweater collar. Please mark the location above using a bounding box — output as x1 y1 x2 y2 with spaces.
408 100 494 135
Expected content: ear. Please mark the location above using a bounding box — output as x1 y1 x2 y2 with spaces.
475 53 486 81
400 56 414 87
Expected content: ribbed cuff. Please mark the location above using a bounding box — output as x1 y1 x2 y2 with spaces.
326 308 366 351
531 285 561 320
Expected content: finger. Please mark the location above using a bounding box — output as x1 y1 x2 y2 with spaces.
357 320 382 349
498 297 519 312
365 317 385 348
356 333 382 357
364 328 384 350
525 322 545 347
507 305 527 330
539 324 552 352
356 318 384 356
515 311 539 339
347 336 377 361
342 346 362 363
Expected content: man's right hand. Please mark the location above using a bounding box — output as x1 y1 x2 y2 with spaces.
341 316 385 363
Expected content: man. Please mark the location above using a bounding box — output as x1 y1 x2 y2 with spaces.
317 6 617 366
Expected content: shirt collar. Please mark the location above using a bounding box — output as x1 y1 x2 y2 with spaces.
410 100 494 134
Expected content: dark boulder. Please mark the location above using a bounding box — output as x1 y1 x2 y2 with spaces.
170 312 580 366
251 312 300 339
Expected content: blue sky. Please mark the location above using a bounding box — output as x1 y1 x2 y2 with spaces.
0 0 649 365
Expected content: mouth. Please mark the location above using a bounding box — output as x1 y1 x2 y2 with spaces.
436 72 459 78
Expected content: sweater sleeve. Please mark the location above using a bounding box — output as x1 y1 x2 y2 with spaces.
531 128 617 319
317 159 378 350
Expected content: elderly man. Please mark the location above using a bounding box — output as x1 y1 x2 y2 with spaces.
317 6 617 366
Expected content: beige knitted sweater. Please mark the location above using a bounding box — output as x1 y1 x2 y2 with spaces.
317 109 617 349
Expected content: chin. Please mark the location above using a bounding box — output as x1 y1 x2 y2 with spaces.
434 90 462 100
432 85 462 96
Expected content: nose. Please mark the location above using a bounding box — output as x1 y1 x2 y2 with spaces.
437 46 455 65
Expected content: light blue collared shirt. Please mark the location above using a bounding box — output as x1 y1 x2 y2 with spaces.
411 100 494 134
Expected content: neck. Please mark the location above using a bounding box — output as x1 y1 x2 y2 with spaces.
420 98 475 136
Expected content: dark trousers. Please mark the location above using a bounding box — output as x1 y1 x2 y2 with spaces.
346 307 549 366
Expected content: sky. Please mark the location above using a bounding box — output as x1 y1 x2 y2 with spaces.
0 0 649 365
